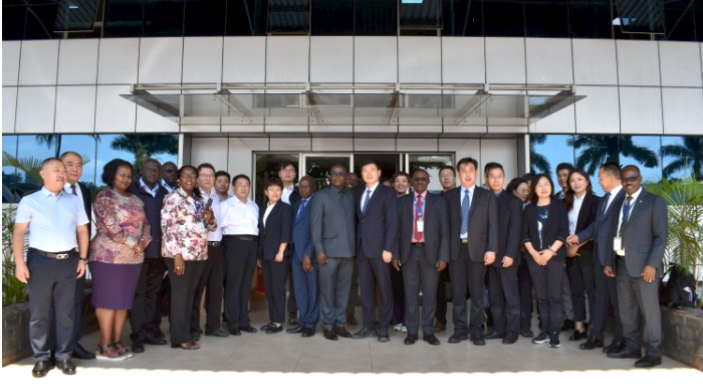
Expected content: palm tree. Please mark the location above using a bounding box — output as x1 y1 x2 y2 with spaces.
567 135 659 175
661 137 703 180
529 134 551 175
110 134 178 171
35 135 62 158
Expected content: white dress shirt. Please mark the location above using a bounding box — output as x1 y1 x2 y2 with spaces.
220 196 259 235
139 177 161 198
161 179 176 193
615 187 642 256
568 193 586 235
200 187 223 242
263 202 276 227
359 182 380 212
604 185 623 214
281 185 295 204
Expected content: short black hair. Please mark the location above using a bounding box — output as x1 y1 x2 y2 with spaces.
278 160 296 172
439 165 455 176
529 174 556 204
265 177 284 190
506 177 528 194
232 174 250 186
197 163 216 175
456 157 478 171
392 171 410 183
102 159 134 187
556 163 574 173
484 162 504 176
142 158 160 168
59 151 81 161
600 161 621 180
359 159 382 171
162 161 177 168
178 165 201 199
41 157 63 169
215 170 231 181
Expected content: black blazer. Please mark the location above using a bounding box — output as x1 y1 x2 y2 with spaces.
493 191 523 267
445 186 499 262
78 182 92 235
396 192 449 265
258 201 292 261
355 184 399 258
568 192 599 262
522 200 569 260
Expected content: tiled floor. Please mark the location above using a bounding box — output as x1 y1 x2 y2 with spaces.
3 300 702 384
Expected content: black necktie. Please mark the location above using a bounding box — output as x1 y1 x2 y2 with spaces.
70 185 77 196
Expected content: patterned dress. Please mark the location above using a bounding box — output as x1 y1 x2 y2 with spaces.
161 187 217 261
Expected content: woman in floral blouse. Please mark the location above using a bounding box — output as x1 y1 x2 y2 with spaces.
90 159 152 360
161 165 216 350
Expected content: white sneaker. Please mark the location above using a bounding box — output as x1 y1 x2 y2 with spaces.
393 323 403 332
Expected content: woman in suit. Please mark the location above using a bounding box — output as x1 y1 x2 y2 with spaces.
563 169 599 341
258 178 292 334
522 174 568 348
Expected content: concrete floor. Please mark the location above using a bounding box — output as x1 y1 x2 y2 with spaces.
3 299 702 384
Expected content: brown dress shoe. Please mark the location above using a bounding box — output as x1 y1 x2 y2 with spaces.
323 329 339 341
335 326 353 338
347 314 358 326
434 320 446 333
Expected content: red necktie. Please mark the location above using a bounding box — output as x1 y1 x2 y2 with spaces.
414 194 423 242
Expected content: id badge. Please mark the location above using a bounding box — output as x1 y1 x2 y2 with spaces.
417 220 424 233
613 237 622 251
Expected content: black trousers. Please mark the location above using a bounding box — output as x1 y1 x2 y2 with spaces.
262 259 289 324
527 257 564 334
435 266 450 325
391 263 405 325
165 259 205 345
566 251 595 322
357 252 393 329
286 260 298 317
402 245 439 335
346 262 359 316
130 257 166 340
517 257 534 331
488 263 520 337
192 243 225 333
449 247 486 335
590 260 625 343
28 251 77 361
224 238 258 329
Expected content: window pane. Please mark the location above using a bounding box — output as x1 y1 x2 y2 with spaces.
355 0 396 36
2 5 26 41
483 0 524 37
525 3 569 38
311 0 353 35
24 4 62 40
254 154 299 205
662 0 697 42
57 135 99 188
661 135 703 180
408 153 453 193
225 0 265 36
144 0 184 37
2 135 19 203
104 0 144 38
442 0 482 36
15 135 60 196
619 136 661 183
570 3 612 39
184 0 226 36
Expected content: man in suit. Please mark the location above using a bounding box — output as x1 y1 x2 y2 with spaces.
567 161 626 352
435 165 456 333
603 165 667 368
484 162 523 344
59 151 95 360
393 169 448 346
160 161 178 193
353 160 398 342
286 176 319 337
344 171 360 326
445 157 499 346
311 165 356 341
278 161 301 325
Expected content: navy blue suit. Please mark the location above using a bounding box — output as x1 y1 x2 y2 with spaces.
258 201 292 324
355 184 398 330
290 196 319 329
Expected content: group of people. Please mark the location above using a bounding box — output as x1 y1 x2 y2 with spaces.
13 153 668 378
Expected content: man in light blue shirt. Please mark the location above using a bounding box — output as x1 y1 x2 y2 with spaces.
13 158 89 378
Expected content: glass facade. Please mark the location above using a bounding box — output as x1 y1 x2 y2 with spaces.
4 0 703 42
530 134 703 196
2 134 178 203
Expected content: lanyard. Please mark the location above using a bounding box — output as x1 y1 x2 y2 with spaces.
415 195 424 220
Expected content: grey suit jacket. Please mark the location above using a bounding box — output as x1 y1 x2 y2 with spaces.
310 186 356 258
609 189 668 277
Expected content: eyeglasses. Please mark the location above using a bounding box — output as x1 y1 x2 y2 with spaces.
281 169 296 174
622 176 640 183
412 177 428 182
329 172 346 177
199 174 214 179
439 174 454 179
181 173 197 179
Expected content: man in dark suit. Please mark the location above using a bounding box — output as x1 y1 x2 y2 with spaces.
286 176 319 337
277 161 301 325
445 157 499 346
393 169 448 346
484 162 523 344
59 151 95 360
353 160 398 342
603 165 667 368
567 161 626 352
435 165 456 333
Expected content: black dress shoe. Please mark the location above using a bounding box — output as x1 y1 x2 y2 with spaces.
205 328 230 338
286 325 303 334
423 334 440 346
260 323 271 332
472 335 486 346
56 359 77 375
568 330 587 341
73 343 97 360
131 340 145 353
502 335 518 344
301 327 315 337
239 325 257 333
448 332 468 344
353 327 377 339
228 328 241 336
603 340 626 353
378 326 390 343
561 319 575 331
607 348 641 359
289 312 299 326
485 330 503 340
520 329 534 338
32 361 52 378
635 355 662 368
143 335 168 346
265 324 283 334
323 329 338 341
335 326 353 338
404 334 418 345
579 339 604 350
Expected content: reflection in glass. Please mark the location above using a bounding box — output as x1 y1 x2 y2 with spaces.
408 153 453 193
661 136 703 180
569 135 658 175
2 136 18 203
620 136 661 183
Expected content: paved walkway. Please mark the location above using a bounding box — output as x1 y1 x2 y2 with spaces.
3 300 702 384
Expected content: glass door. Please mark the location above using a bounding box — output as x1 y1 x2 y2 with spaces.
302 154 352 191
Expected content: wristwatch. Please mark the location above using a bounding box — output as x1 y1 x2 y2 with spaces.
78 257 88 262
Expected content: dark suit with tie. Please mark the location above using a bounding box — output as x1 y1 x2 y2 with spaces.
445 185 499 337
609 188 667 358
356 184 398 330
488 191 523 338
290 196 319 329
576 187 625 344
258 201 292 324
566 192 598 323
74 183 91 344
396 191 449 336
